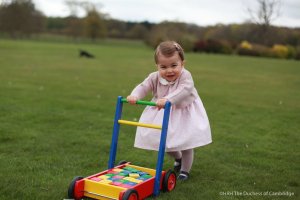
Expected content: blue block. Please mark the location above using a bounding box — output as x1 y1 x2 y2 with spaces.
125 182 137 186
138 172 148 176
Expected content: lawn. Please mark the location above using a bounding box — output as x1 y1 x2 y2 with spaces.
0 39 299 200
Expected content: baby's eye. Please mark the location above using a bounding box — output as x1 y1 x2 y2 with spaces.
160 66 167 69
171 64 178 68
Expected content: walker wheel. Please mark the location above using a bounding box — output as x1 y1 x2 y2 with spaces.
68 176 83 199
122 189 139 200
118 160 128 165
162 170 176 192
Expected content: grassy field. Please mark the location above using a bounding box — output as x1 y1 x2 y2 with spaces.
0 38 299 200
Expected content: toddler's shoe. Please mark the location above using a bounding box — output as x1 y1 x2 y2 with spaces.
173 158 181 173
177 171 189 181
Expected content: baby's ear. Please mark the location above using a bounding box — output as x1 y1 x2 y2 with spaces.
182 60 186 66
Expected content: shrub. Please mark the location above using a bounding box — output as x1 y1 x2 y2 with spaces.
253 44 274 57
286 45 297 59
193 39 233 54
240 40 252 50
193 40 207 52
295 46 300 60
178 34 197 52
236 47 260 57
220 40 234 54
237 41 259 57
236 42 273 58
271 44 289 59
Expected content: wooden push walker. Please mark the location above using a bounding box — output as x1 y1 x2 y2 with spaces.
68 96 176 200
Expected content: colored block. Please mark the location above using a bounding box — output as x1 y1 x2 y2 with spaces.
113 175 124 179
90 177 102 182
123 167 138 172
105 173 115 177
119 179 129 183
113 168 123 172
137 177 147 181
125 182 137 186
138 172 148 176
129 173 139 178
120 184 132 188
141 175 152 179
110 182 123 186
99 180 112 184
129 179 143 184
111 177 121 181
118 173 128 177
107 170 119 174
98 175 108 179
123 177 134 181
121 170 130 175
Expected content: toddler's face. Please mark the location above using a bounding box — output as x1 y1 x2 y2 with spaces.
156 52 184 82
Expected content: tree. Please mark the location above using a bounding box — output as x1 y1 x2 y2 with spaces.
106 19 127 38
247 0 281 28
126 23 148 39
246 0 282 46
64 0 85 39
84 8 107 40
0 0 46 38
65 0 81 17
46 17 69 35
65 16 83 39
145 21 197 51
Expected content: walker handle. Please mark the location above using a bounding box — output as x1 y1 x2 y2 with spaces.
121 98 157 106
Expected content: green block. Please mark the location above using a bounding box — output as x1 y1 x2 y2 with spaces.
141 174 152 179
118 173 128 176
105 173 115 177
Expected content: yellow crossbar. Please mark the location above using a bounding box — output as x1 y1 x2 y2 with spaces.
118 120 162 130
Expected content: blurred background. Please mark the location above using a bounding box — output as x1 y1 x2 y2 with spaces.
0 0 299 59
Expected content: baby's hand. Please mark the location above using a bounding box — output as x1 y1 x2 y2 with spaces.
156 98 167 110
127 95 138 105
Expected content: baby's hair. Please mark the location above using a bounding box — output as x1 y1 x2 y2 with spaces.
154 41 184 64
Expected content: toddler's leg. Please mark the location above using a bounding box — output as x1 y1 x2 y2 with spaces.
181 149 194 172
167 151 182 172
178 149 194 181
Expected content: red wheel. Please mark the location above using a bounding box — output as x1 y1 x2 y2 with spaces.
122 189 139 200
162 170 176 192
68 176 84 199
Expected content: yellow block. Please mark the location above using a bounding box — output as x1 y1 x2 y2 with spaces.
113 168 123 172
118 120 162 130
129 173 139 178
129 179 143 184
99 180 112 184
98 175 108 179
123 177 133 181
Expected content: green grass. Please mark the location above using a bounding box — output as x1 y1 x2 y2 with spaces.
0 38 299 200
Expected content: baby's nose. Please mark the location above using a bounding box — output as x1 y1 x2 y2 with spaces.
167 67 173 72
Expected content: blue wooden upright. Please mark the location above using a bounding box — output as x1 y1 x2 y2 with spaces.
108 96 123 169
153 101 171 196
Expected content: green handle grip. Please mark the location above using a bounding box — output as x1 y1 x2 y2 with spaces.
121 98 157 106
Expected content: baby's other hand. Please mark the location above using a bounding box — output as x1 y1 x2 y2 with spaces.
127 95 138 105
156 98 167 110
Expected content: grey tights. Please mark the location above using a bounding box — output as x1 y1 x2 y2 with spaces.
167 149 194 172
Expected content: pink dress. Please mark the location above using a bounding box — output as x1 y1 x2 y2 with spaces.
131 68 212 152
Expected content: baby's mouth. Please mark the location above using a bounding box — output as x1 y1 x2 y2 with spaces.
166 74 175 78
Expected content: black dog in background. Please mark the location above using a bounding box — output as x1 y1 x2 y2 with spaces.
79 50 94 58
